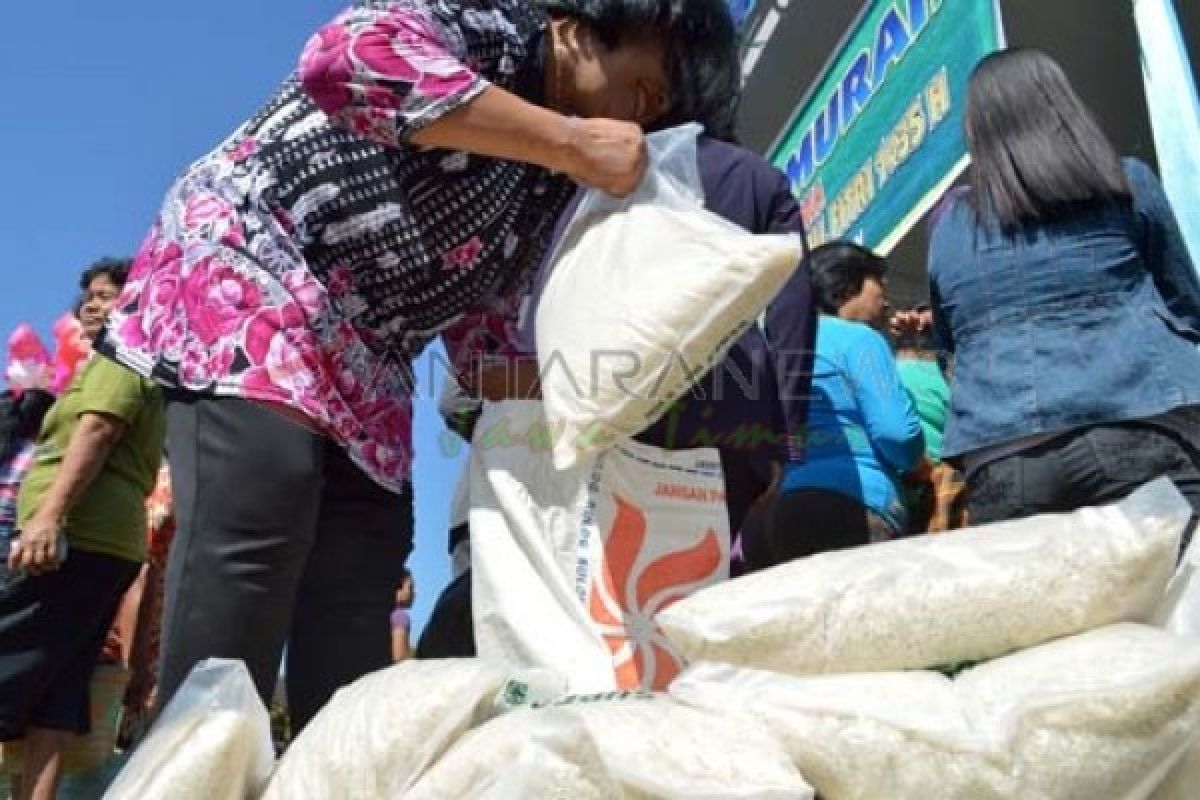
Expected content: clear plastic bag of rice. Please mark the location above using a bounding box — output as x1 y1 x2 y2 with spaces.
670 664 1013 800
658 478 1190 676
262 659 564 800
959 623 1200 800
103 659 272 800
535 124 802 469
1152 744 1200 800
1151 533 1200 798
671 624 1200 800
406 691 814 799
1153 524 1200 640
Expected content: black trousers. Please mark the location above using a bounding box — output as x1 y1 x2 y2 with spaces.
749 489 897 572
967 421 1200 551
416 570 475 660
0 549 138 739
160 393 411 732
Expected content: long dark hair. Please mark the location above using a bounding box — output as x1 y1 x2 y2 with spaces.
964 48 1131 230
540 0 741 140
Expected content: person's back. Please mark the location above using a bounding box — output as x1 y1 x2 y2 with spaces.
391 569 415 662
894 343 962 533
0 389 55 542
762 243 923 567
932 159 1200 461
929 48 1200 530
784 316 921 533
895 357 949 463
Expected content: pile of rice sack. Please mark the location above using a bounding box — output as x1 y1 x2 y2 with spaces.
657 478 1200 800
263 480 1200 799
106 479 1199 799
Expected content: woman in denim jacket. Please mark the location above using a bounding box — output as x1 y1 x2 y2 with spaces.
929 48 1200 530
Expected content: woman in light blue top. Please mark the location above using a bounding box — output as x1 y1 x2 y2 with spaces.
756 244 924 569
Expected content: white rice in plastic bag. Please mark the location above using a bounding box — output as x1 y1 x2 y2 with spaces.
105 710 261 800
104 659 272 800
657 479 1189 675
671 624 1200 800
536 149 801 469
1151 529 1200 798
1152 744 1200 800
670 665 1013 800
406 692 814 799
958 624 1200 800
262 659 562 800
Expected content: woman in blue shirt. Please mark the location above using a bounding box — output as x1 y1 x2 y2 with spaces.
929 48 1200 529
758 244 924 568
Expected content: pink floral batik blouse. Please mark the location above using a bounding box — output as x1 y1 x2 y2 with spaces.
99 0 573 491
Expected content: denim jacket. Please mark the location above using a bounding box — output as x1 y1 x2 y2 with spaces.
929 159 1200 462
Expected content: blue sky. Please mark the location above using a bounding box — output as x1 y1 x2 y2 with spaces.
0 1 460 631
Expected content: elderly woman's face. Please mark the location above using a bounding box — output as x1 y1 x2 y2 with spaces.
79 274 122 338
553 22 671 127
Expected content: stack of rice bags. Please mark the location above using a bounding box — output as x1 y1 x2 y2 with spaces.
263 481 1196 800
264 661 815 799
657 478 1200 799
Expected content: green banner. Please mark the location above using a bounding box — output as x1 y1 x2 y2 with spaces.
769 0 1003 252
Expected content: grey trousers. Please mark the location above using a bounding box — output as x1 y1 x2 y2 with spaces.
159 392 412 731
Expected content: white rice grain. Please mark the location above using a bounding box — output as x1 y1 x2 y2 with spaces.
658 479 1189 675
407 693 814 799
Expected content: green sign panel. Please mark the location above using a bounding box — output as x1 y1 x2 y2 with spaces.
770 0 1003 252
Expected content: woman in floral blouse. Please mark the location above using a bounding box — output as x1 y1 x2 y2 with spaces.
96 0 739 729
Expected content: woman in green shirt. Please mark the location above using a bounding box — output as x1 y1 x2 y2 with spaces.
0 342 164 800
892 306 967 533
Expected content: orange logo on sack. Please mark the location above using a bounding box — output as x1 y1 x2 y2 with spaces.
588 495 722 690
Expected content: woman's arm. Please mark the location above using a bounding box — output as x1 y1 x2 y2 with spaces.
392 625 413 662
299 2 645 194
926 210 958 378
12 358 154 574
415 90 647 196
10 413 126 574
851 331 925 474
929 280 955 379
1128 159 1200 331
